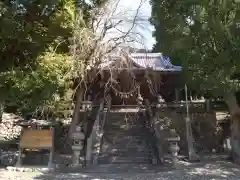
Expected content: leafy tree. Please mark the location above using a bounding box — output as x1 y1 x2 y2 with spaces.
0 0 75 118
150 0 240 161
0 0 110 119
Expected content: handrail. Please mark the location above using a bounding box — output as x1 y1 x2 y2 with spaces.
144 100 160 164
96 96 111 163
85 99 105 166
110 101 227 110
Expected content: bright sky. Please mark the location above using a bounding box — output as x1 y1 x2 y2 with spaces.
108 0 155 50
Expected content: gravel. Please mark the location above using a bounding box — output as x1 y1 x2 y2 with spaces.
0 160 239 180
0 113 239 179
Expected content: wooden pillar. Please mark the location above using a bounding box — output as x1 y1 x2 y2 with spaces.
175 88 179 102
185 84 199 161
206 99 210 112
48 126 55 170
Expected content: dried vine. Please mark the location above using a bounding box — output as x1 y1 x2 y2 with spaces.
144 72 161 96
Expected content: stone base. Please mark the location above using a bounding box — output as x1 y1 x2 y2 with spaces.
152 158 158 165
187 158 200 163
188 153 200 162
69 164 83 168
6 166 53 172
230 151 240 165
55 164 84 173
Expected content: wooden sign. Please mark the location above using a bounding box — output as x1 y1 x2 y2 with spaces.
19 129 53 149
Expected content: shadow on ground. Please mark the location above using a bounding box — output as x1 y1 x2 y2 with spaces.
32 160 240 180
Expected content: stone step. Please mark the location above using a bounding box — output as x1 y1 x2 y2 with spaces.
98 156 151 164
107 128 145 132
101 146 151 154
104 130 149 135
102 137 147 146
104 129 146 133
99 110 154 165
108 116 137 119
98 153 151 159
102 140 146 147
103 135 149 141
101 145 151 151
109 113 137 116
102 144 148 151
100 147 151 153
106 118 139 124
103 133 148 138
104 131 147 136
105 120 145 128
103 137 144 142
104 126 146 131
99 151 151 157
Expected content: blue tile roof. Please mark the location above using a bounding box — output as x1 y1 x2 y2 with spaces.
100 52 182 72
130 53 182 71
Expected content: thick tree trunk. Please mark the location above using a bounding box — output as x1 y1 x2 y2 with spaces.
225 94 240 115
225 93 240 163
68 88 84 140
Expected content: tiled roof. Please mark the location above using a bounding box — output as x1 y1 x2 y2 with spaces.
99 52 182 72
130 53 182 71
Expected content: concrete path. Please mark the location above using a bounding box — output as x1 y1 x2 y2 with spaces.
0 160 240 180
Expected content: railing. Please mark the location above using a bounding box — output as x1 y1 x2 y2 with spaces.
85 99 105 166
144 102 161 164
111 100 227 112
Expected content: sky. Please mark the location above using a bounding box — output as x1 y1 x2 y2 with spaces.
106 0 155 50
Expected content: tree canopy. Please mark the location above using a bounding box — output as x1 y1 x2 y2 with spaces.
150 0 240 96
0 0 109 119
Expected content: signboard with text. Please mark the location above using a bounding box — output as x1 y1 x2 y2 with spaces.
19 129 53 149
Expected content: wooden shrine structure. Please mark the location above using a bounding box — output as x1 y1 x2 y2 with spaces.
71 50 228 167
85 51 183 104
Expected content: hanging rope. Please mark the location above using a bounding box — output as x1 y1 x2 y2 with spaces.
111 75 140 99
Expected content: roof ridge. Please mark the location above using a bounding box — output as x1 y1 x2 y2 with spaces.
130 52 162 56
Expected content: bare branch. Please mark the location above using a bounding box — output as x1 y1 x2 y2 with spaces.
71 0 148 89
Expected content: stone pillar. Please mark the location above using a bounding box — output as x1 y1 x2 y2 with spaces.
167 129 180 169
155 95 166 163
86 135 93 165
175 89 179 102
156 95 165 109
15 149 23 167
169 142 180 168
206 99 211 112
137 93 143 107
71 125 85 167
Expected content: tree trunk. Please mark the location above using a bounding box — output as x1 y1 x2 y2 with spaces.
0 103 3 123
68 88 84 140
225 93 240 163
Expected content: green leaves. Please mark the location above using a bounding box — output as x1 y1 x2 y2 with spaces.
0 52 74 119
0 0 76 119
151 0 240 96
0 0 111 119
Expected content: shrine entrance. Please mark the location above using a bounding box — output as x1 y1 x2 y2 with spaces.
80 52 183 166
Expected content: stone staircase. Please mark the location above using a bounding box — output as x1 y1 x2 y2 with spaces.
98 110 154 164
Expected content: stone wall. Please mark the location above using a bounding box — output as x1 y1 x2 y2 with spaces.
0 113 22 143
153 109 222 155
